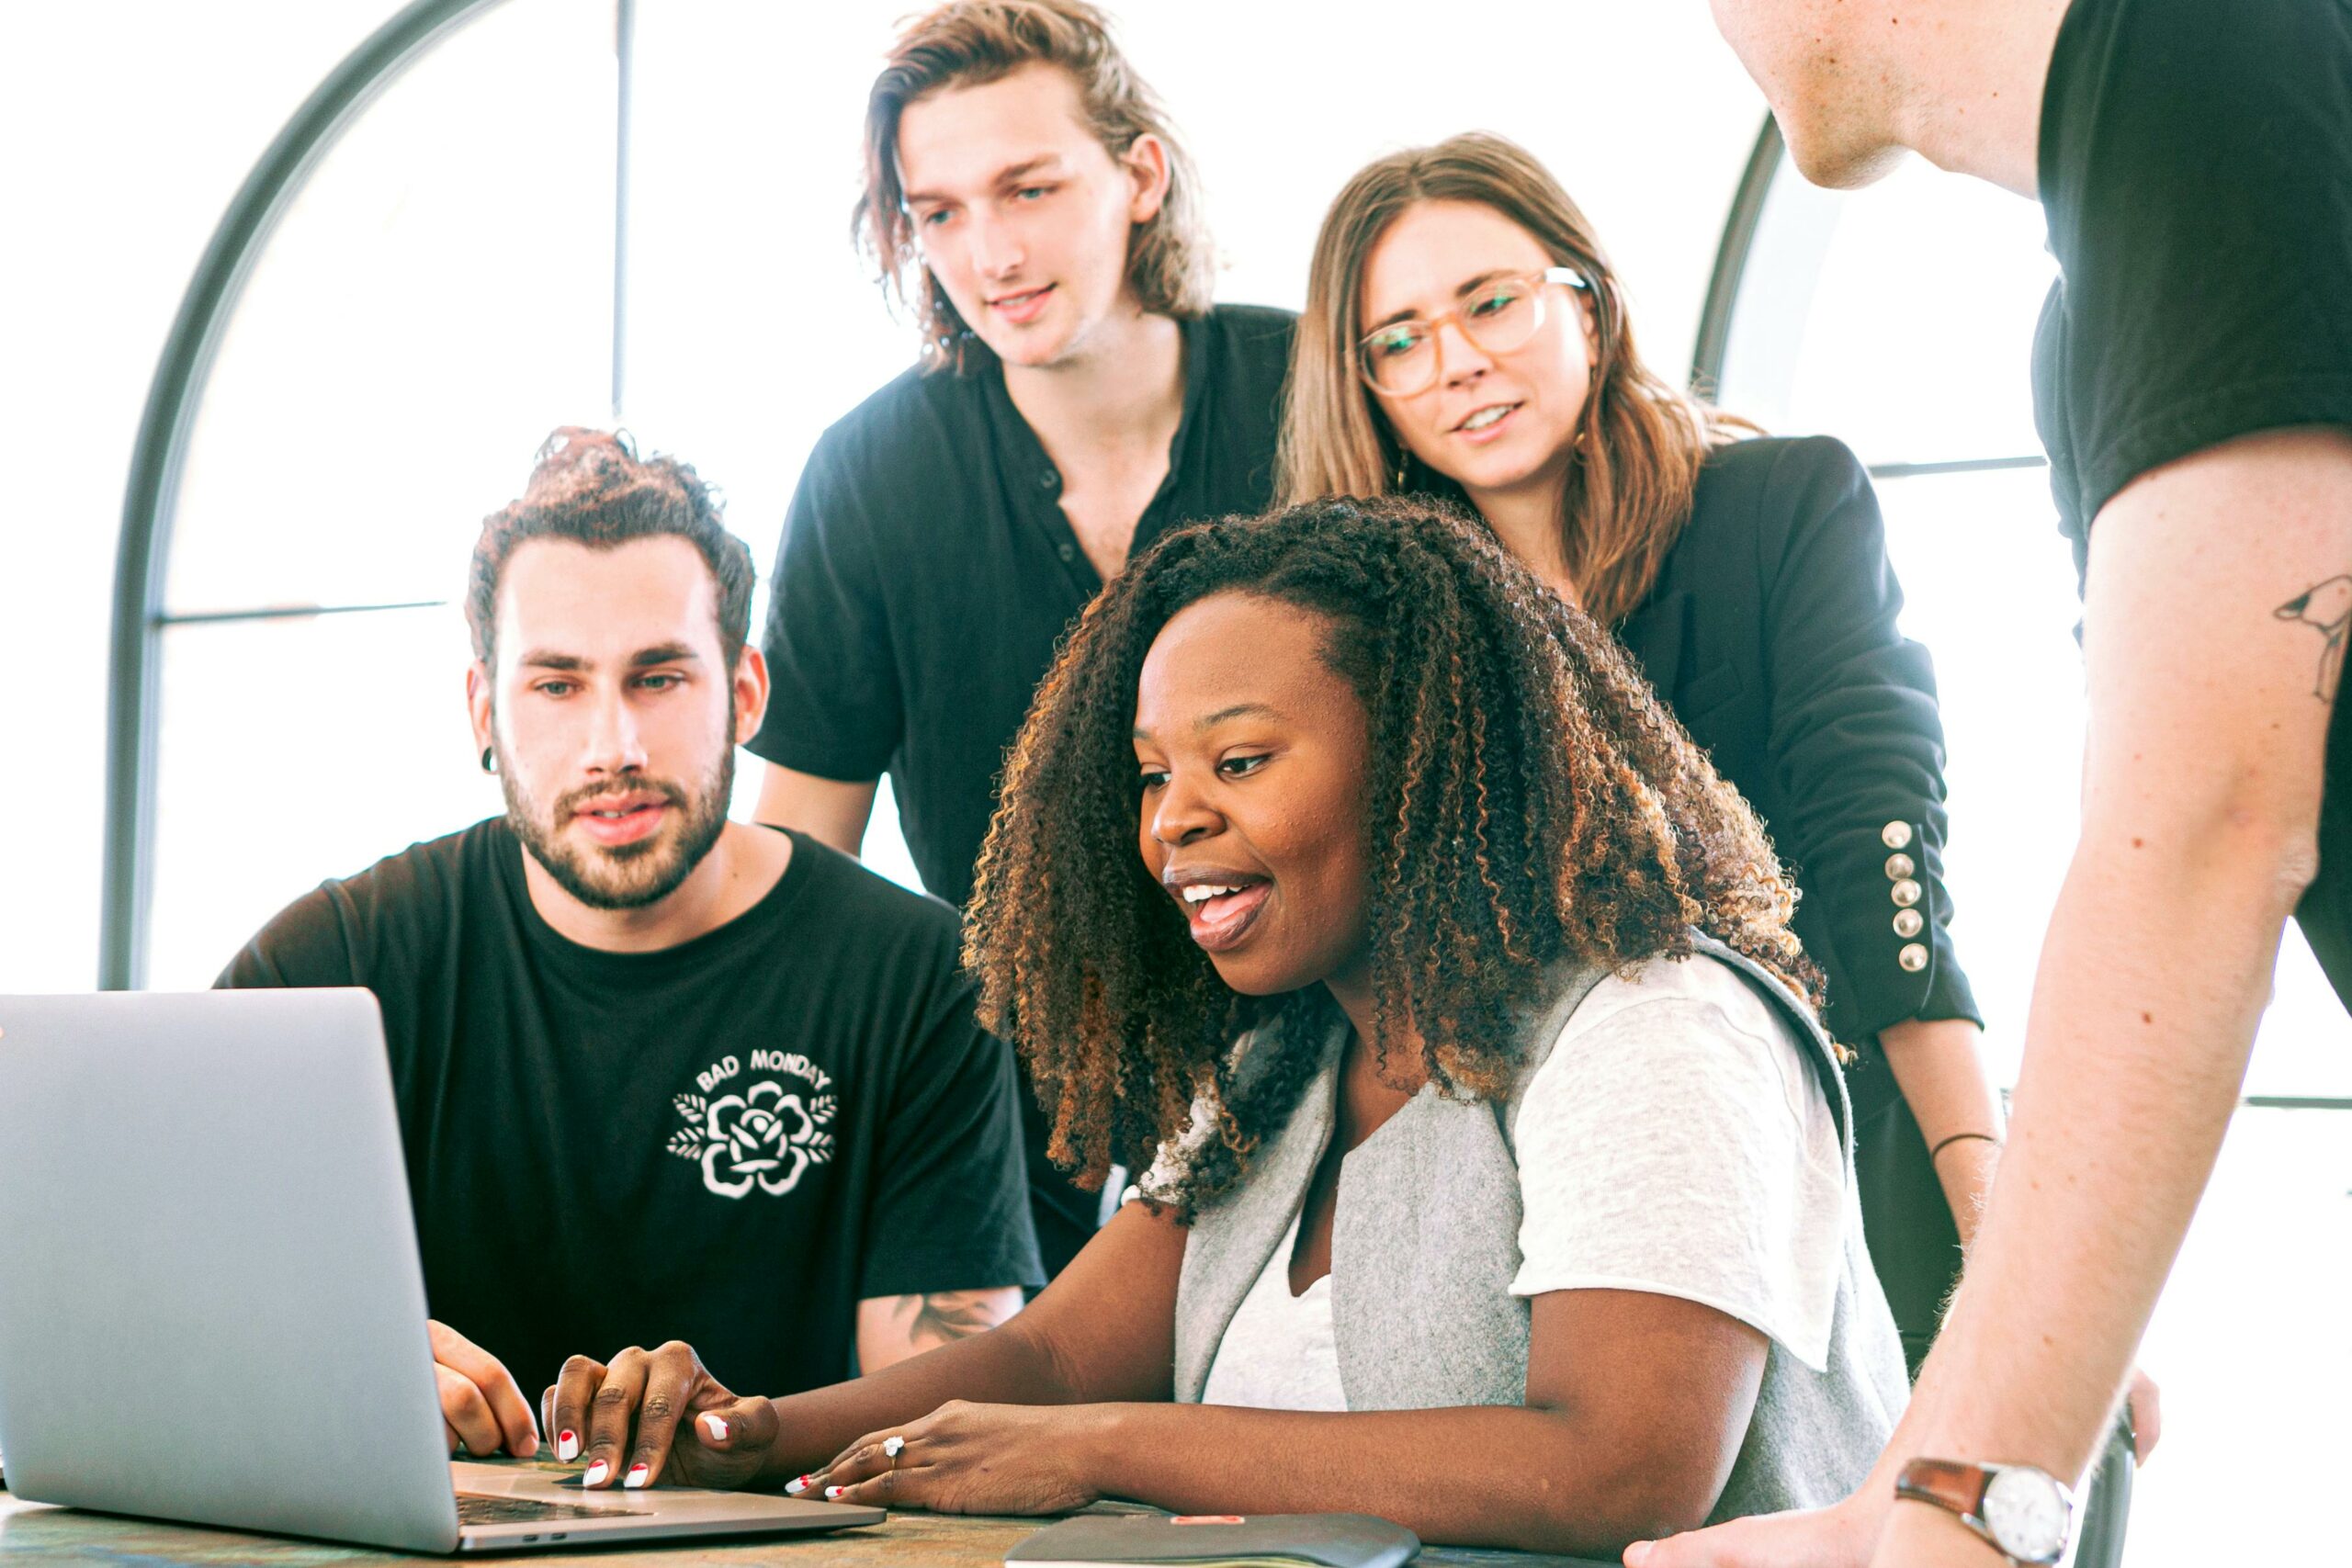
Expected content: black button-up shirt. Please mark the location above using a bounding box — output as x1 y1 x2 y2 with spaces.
751 304 1295 909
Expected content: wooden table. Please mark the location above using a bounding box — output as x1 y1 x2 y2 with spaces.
0 1467 1612 1568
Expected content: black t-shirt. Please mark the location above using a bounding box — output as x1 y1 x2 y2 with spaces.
217 821 1042 1399
2032 0 2352 1004
750 304 1296 910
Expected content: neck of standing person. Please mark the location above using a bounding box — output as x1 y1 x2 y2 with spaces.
1468 468 1582 610
1881 0 2071 198
520 818 794 954
1002 302 1187 583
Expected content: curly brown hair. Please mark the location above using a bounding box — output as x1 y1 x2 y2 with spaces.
964 495 1824 1215
467 427 752 671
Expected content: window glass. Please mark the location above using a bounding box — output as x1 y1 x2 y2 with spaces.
1718 155 2053 464
163 0 614 621
147 604 498 987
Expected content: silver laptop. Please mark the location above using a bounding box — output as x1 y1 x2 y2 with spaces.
0 988 886 1553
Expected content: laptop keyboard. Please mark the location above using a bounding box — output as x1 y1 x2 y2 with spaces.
457 1493 648 1524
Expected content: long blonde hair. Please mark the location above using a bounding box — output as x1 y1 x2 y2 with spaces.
1278 133 1750 626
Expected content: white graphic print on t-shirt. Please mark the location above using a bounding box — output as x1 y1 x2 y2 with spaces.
667 1049 837 1199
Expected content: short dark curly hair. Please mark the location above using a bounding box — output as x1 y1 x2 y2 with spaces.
466 427 753 672
963 494 1823 1216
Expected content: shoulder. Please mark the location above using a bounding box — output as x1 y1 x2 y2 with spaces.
1206 302 1298 351
226 819 503 986
2041 0 2352 285
2041 0 2352 527
801 362 981 488
1693 434 1869 516
1687 434 1880 573
780 832 968 976
2047 0 2348 209
1204 303 1299 389
1540 952 1825 1132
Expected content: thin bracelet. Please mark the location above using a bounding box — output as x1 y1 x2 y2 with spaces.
1928 1130 2002 1163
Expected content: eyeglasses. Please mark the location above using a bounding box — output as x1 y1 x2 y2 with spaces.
1355 265 1590 397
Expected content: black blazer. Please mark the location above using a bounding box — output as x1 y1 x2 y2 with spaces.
1614 435 1980 1369
1615 434 1979 1053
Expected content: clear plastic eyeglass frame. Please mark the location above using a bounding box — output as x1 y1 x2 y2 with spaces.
1357 265 1591 397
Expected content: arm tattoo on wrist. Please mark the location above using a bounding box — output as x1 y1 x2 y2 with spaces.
888 1289 1012 1350
2274 575 2352 701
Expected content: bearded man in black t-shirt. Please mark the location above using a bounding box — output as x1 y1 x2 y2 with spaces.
1636 5 2352 1568
220 429 1041 1483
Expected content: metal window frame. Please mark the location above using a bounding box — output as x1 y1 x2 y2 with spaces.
99 0 645 988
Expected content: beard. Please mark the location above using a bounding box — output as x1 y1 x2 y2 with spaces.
499 743 735 912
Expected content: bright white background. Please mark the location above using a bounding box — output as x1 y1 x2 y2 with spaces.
4 3 2345 1560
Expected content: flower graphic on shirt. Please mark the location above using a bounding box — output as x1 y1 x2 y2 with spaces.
666 1080 836 1199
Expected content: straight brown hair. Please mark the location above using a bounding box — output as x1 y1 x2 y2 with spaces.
856 0 1215 375
1278 132 1752 626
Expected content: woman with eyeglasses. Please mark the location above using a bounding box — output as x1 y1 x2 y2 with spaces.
1281 132 1997 1375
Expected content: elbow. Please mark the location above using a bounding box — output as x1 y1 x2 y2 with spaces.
1498 1443 1732 1557
1585 1473 1726 1558
2083 788 2322 919
2267 823 2324 909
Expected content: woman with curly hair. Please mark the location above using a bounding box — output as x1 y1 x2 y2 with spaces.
547 497 1908 1555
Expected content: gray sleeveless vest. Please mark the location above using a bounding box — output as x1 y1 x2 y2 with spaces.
1170 935 1910 1522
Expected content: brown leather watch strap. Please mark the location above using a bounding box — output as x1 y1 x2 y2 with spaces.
1896 1458 1992 1522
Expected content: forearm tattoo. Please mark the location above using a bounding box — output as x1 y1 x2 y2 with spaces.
2274 575 2352 701
887 1289 1012 1351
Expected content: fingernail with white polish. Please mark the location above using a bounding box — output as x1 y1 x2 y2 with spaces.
583 1460 610 1487
625 1463 650 1490
786 1474 812 1495
558 1430 579 1463
825 1485 846 1500
701 1414 729 1442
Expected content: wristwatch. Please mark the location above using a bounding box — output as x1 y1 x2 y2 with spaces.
1895 1459 2075 1565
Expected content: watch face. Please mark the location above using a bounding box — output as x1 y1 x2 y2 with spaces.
1983 1466 2072 1564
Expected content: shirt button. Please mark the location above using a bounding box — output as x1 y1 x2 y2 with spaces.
1893 908 1925 939
1898 942 1929 973
1890 878 1922 908
1884 852 1916 880
1881 820 1914 851
1057 543 1075 562
1039 468 1060 491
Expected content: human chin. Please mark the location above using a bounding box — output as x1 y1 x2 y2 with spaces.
503 754 731 911
966 284 1075 365
1420 415 1566 495
1193 897 1334 999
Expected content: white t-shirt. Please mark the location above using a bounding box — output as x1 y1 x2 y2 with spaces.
1194 952 1845 1410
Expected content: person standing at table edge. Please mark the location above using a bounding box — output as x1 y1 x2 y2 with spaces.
746 1 1294 1275
1638 3 2352 1567
220 430 1042 1467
